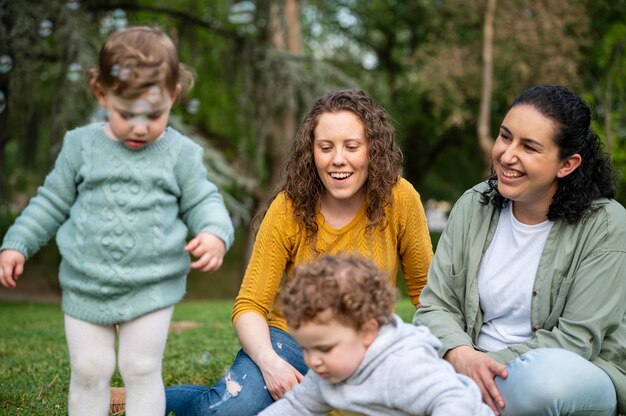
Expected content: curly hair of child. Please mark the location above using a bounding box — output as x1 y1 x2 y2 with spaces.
278 253 399 331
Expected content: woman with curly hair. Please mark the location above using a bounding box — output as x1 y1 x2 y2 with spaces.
164 89 433 415
414 85 626 416
260 253 492 415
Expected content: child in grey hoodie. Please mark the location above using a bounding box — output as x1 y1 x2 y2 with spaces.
259 253 493 416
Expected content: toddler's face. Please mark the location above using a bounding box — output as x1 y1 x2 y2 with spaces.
291 311 378 384
97 85 178 150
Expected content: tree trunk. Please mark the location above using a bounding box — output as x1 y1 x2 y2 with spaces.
245 0 303 262
267 0 302 193
477 0 497 177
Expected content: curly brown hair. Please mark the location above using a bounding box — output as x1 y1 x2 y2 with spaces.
88 26 194 99
255 89 403 245
278 253 398 331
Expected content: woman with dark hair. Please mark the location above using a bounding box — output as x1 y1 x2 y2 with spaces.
164 89 433 415
414 85 626 416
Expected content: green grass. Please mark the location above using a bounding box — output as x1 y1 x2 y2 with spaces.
0 298 416 415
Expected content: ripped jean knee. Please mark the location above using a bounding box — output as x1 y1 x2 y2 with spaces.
165 327 307 416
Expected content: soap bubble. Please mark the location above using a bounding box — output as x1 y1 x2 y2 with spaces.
99 15 114 35
67 62 82 82
0 55 13 74
118 66 131 81
186 98 200 115
66 0 80 10
228 1 256 25
110 64 120 77
99 9 127 35
38 19 54 38
128 116 149 129
198 351 212 365
146 86 162 104
131 100 152 115
127 100 152 128
112 9 128 30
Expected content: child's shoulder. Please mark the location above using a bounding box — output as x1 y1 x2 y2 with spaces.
165 127 200 146
59 123 107 151
64 122 101 138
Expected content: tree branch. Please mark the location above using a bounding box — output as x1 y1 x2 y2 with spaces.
87 3 245 42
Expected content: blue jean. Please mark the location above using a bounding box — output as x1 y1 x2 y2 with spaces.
495 348 617 416
164 327 307 416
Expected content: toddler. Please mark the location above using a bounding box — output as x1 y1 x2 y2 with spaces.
259 253 493 416
0 26 234 415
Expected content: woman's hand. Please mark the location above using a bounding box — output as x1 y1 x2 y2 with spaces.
445 345 508 415
234 312 304 401
257 351 304 400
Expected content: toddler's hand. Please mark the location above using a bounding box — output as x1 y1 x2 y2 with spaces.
185 232 226 272
0 249 26 289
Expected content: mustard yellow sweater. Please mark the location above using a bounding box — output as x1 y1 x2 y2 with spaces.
232 178 433 332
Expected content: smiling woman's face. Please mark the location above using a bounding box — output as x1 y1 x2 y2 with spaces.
492 104 580 223
313 110 369 208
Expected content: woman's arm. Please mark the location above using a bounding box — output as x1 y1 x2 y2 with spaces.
234 312 304 400
231 194 293 325
395 179 433 304
231 194 304 399
412 192 475 354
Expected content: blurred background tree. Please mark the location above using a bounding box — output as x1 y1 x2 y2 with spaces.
0 0 624 298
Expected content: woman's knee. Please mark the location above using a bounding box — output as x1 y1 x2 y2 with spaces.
496 348 616 415
269 327 307 375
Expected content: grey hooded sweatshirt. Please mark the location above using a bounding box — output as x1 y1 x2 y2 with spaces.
259 314 494 416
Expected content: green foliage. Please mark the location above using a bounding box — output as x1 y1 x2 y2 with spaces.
584 15 626 203
303 0 602 203
0 0 101 201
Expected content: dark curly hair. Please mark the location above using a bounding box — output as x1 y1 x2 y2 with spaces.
254 89 403 244
481 85 616 224
278 253 398 331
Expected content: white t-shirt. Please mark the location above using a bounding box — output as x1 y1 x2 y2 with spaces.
476 203 553 351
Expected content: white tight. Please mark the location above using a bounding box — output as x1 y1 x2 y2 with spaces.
64 306 174 416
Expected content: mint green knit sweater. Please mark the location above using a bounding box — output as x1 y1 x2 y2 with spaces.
1 123 234 324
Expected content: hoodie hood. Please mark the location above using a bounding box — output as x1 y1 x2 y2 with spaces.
347 314 443 384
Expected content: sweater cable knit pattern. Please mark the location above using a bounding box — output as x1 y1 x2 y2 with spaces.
1 123 234 325
232 178 433 332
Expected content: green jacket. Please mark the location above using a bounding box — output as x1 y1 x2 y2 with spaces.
414 183 626 413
